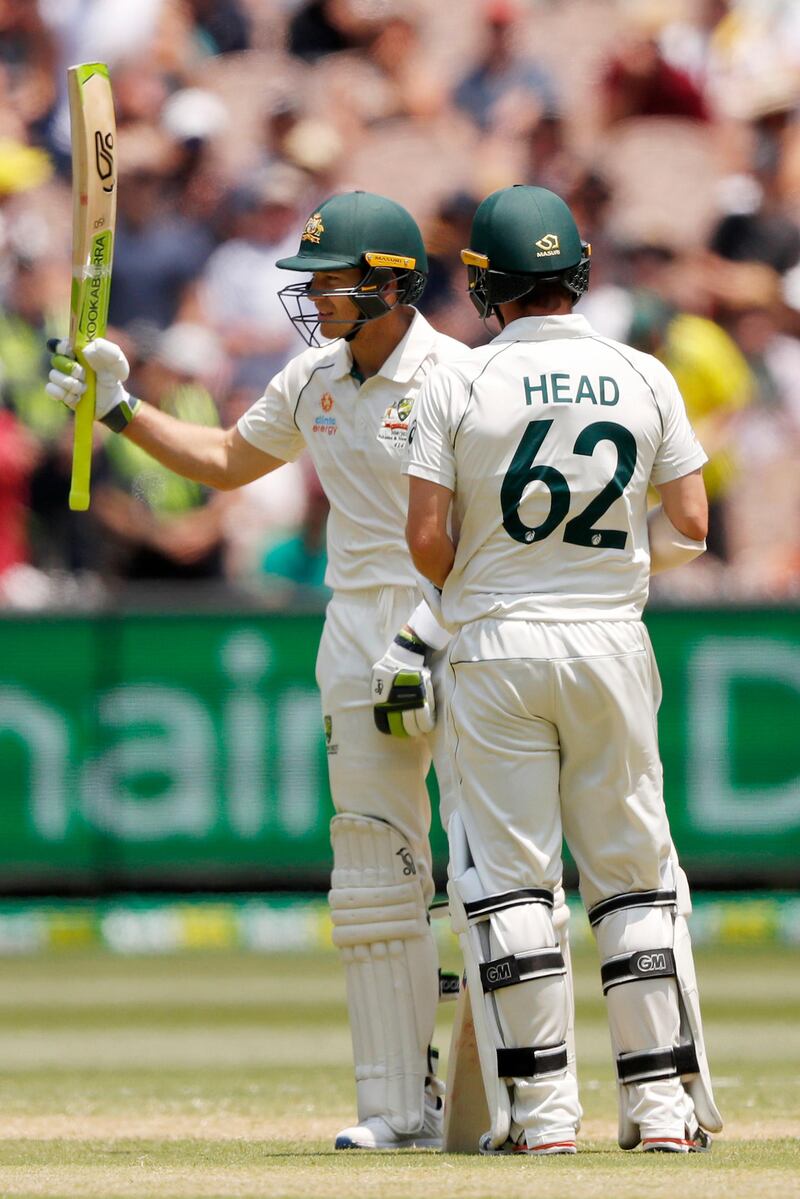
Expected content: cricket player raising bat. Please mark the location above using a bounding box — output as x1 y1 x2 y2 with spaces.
404 185 723 1155
48 190 578 1151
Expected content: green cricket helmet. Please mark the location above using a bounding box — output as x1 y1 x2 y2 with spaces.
277 191 428 345
461 185 591 321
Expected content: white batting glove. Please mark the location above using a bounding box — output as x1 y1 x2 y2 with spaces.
46 337 140 432
372 627 436 738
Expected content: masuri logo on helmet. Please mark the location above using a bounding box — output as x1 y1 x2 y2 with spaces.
461 185 591 322
277 191 428 346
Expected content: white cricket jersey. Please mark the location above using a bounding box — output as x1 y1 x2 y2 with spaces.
237 311 466 593
406 314 707 624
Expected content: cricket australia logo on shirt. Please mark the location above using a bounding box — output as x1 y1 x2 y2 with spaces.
378 393 415 450
313 392 337 436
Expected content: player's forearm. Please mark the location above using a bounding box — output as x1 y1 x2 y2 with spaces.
123 402 236 490
657 469 708 541
407 531 455 590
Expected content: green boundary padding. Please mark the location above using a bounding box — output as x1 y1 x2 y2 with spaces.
0 893 796 955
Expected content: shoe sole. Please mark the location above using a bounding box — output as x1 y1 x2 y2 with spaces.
335 1136 442 1151
643 1138 711 1154
480 1139 577 1156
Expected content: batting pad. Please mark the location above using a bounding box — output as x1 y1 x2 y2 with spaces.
447 812 577 1150
673 868 723 1134
329 814 439 1134
592 875 722 1148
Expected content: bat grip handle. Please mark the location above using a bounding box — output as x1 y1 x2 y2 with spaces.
68 357 96 511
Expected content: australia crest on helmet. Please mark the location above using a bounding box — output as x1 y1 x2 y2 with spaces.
302 212 325 245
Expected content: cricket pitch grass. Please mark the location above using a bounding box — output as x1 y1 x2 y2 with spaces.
0 939 797 1199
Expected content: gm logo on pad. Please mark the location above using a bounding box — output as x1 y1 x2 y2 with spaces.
482 955 520 989
633 951 668 974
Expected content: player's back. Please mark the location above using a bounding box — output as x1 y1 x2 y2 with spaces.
408 314 706 625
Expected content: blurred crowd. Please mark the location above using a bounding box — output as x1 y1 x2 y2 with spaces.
2 0 800 608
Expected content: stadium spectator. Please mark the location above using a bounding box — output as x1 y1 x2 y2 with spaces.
107 125 215 331
196 164 307 382
186 0 252 56
600 22 711 126
90 322 232 582
160 86 230 224
1 0 799 603
287 0 370 63
628 288 755 563
709 82 800 276
259 460 330 597
364 12 447 123
418 190 481 345
0 402 39 579
453 0 558 133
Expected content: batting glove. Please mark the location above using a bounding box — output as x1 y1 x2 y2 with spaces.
46 337 140 432
372 627 436 738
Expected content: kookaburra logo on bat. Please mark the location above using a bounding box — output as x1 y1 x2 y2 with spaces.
94 130 115 191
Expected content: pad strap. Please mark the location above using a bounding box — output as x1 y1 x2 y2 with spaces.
601 947 676 995
588 889 676 928
464 888 553 922
480 948 565 992
616 1042 699 1084
497 1042 568 1079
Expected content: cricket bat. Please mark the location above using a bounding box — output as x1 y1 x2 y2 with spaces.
67 62 117 511
443 982 490 1153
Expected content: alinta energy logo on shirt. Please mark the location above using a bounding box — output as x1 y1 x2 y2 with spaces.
313 392 337 435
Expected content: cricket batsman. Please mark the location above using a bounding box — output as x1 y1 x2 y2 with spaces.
404 185 723 1155
47 190 480 1150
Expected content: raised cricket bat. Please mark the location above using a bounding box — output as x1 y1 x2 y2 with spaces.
68 62 117 511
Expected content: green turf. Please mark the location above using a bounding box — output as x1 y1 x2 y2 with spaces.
0 941 796 1198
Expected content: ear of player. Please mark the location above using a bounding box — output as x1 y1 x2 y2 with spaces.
47 338 140 432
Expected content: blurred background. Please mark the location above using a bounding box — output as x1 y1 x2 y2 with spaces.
0 0 798 948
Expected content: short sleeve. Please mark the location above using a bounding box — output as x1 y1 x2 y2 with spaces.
651 365 708 486
404 365 461 491
237 365 306 463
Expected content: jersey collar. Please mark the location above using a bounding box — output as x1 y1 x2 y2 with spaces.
493 313 594 342
330 310 439 384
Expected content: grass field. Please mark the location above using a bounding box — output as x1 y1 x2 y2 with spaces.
0 939 797 1199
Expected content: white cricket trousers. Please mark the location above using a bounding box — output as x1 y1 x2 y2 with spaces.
445 618 675 910
315 585 457 904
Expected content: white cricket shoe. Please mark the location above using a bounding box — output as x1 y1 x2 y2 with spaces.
334 1084 443 1150
479 1130 577 1156
642 1126 712 1153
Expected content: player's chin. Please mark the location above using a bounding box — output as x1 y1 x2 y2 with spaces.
319 317 357 341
